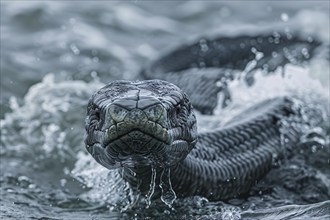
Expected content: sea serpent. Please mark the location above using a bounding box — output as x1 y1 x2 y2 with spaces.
84 33 322 205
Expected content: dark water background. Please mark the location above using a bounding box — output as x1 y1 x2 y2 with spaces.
1 1 330 219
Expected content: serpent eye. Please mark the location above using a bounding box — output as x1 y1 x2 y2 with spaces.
91 108 101 122
171 104 182 125
94 109 101 121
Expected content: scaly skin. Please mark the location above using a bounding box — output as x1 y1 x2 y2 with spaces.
85 34 321 201
85 80 299 201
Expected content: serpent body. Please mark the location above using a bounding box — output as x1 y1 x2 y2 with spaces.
85 33 322 202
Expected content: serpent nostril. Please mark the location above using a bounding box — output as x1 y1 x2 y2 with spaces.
108 104 128 122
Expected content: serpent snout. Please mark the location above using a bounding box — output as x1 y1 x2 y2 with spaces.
103 95 171 152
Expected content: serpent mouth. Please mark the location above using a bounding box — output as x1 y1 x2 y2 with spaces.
86 95 175 168
105 129 169 151
86 108 192 169
103 121 171 148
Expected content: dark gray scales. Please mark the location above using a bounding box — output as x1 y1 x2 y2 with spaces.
84 33 326 202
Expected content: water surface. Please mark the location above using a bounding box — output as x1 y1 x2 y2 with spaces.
1 1 330 219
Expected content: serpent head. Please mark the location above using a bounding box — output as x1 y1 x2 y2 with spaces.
85 80 198 169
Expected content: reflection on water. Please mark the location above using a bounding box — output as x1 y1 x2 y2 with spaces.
1 1 329 219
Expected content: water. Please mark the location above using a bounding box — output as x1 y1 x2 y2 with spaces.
1 1 330 219
159 168 176 208
146 167 156 207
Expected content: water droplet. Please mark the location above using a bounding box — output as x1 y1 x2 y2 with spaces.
90 71 100 82
29 184 38 191
163 210 171 215
301 48 310 59
145 167 156 207
216 81 223 87
159 168 176 207
90 71 98 78
251 47 264 60
70 43 80 55
196 197 209 207
283 47 297 64
240 47 264 82
281 13 289 22
268 37 274 43
311 145 317 153
63 167 70 175
199 39 209 53
60 179 67 187
272 51 278 58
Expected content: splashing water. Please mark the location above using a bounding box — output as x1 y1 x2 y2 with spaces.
240 47 264 83
2 56 328 220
